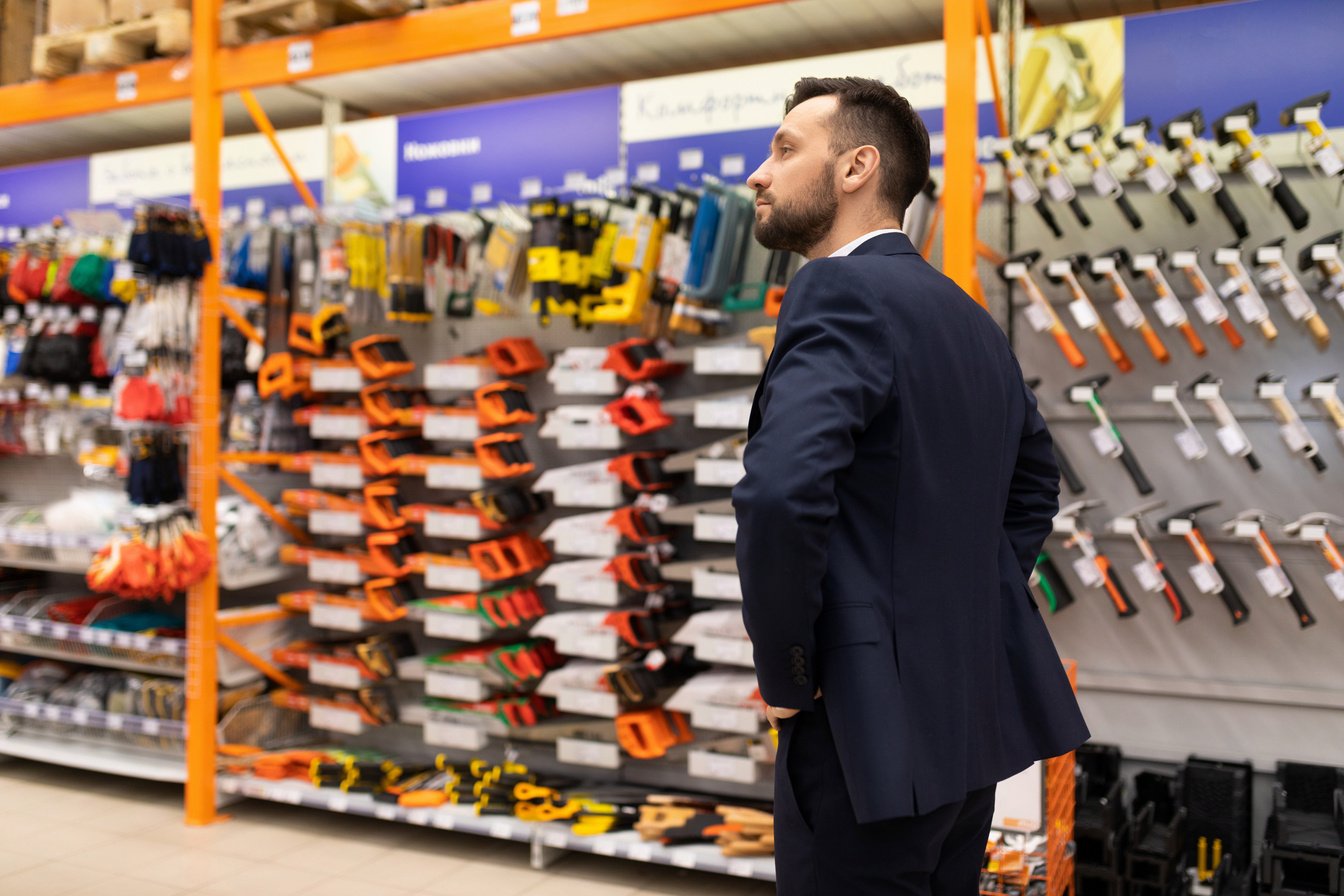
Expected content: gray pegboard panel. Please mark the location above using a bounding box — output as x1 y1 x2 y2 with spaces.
976 160 1344 771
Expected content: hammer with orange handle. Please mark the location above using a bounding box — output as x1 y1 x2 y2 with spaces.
1124 250 1207 357
1283 512 1344 604
1090 249 1170 363
1160 501 1250 626
1222 509 1316 629
1047 255 1134 373
997 251 1087 369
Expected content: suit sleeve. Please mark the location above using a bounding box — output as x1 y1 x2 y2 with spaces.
731 260 895 711
1003 371 1060 582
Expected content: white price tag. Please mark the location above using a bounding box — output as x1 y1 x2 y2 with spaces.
309 658 363 689
471 183 493 205
556 687 619 717
1045 173 1074 203
694 400 752 430
396 197 416 217
1132 560 1167 594
555 576 620 606
1023 303 1052 332
691 704 759 734
556 630 620 660
424 562 482 593
1174 427 1208 460
695 458 746 488
1279 421 1313 453
426 188 447 209
311 462 365 490
1072 556 1104 588
1008 175 1038 205
425 464 484 491
1280 287 1314 321
554 478 623 508
628 843 655 863
310 365 364 392
308 510 363 538
116 71 138 102
556 736 621 769
1256 565 1293 599
375 805 398 822
557 422 623 451
1091 167 1121 197
425 362 491 392
309 557 363 586
424 718 488 750
1153 296 1187 328
635 162 661 184
307 607 362 634
1142 164 1175 194
489 821 515 840
672 852 699 870
70 709 90 726
720 155 746 177
1325 569 1344 601
1315 147 1344 177
557 0 588 15
41 705 61 722
510 0 541 37
422 413 480 442
1244 156 1276 188
310 603 364 632
310 704 364 735
692 568 743 600
1234 292 1269 324
425 670 489 702
425 612 486 642
287 39 314 74
679 148 704 171
519 177 542 199
554 528 620 559
1188 162 1219 193
1187 562 1221 594
1113 296 1145 329
1215 424 1249 458
423 511 483 542
694 635 755 667
551 369 620 395
1088 425 1123 459
693 513 738 543
1067 299 1100 330
688 750 758 784
693 347 763 376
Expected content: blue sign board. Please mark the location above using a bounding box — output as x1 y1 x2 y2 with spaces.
396 86 621 212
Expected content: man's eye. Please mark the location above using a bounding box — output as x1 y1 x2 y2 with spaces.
779 147 792 157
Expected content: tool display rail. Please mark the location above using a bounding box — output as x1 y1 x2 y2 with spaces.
0 730 186 782
0 527 110 574
0 695 187 740
215 774 777 880
0 615 187 676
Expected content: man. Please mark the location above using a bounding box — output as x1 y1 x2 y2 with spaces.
732 76 1090 895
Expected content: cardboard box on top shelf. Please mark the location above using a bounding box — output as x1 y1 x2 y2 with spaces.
108 0 189 24
46 0 109 34
1 0 40 83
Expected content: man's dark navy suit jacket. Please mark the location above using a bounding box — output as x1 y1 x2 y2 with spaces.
732 231 1090 824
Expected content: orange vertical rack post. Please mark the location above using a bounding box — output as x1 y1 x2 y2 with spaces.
943 0 978 297
185 0 223 827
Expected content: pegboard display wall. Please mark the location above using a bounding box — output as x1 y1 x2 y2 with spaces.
976 156 1344 771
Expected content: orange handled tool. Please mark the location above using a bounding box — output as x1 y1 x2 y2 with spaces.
996 252 1087 369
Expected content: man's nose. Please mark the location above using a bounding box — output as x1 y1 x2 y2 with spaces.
747 162 770 192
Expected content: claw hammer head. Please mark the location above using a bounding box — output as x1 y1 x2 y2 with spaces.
1281 92 1330 128
1212 101 1260 146
1160 500 1222 530
1067 373 1111 402
1284 511 1344 536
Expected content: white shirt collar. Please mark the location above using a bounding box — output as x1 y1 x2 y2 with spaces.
829 228 903 258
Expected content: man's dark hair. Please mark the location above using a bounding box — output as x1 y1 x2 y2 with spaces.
785 76 931 221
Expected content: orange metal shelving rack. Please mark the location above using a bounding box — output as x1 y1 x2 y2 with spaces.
5 0 991 829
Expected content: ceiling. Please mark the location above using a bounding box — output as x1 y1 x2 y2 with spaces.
0 0 1233 167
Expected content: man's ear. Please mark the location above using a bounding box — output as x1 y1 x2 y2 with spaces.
840 145 881 196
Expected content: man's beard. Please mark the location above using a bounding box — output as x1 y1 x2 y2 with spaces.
753 162 838 255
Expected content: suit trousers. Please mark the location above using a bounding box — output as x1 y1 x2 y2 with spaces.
773 699 996 896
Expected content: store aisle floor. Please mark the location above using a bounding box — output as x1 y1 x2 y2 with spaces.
0 760 774 896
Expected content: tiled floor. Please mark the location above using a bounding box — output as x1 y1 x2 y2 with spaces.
0 759 775 896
